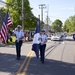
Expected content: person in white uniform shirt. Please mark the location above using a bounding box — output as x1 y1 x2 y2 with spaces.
40 30 47 63
14 25 24 60
32 20 41 58
32 33 41 58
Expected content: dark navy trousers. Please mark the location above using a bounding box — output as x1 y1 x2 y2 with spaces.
40 44 46 62
32 44 40 58
15 40 22 59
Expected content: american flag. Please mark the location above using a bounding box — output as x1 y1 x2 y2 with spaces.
0 11 12 43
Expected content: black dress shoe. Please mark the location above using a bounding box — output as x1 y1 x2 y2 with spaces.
16 58 20 60
18 58 20 60
41 61 44 64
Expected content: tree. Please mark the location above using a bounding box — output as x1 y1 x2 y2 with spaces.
63 19 71 32
5 0 37 30
63 15 75 33
69 15 75 32
51 19 63 32
0 8 5 29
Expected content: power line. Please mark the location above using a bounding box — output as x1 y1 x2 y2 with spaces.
29 1 39 13
30 0 38 5
49 16 68 19
38 0 43 4
29 0 41 18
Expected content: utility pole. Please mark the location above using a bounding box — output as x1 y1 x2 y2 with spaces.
39 4 46 29
46 11 48 32
46 5 49 32
22 0 24 30
38 15 40 20
38 15 40 31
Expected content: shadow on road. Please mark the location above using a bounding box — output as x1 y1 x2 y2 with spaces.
0 53 25 74
27 57 75 75
66 38 74 41
0 53 75 75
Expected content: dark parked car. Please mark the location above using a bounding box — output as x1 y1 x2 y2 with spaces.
73 34 75 40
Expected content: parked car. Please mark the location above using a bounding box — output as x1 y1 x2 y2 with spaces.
51 34 61 41
73 34 75 40
47 37 51 40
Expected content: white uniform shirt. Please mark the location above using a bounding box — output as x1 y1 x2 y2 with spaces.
41 34 47 44
32 33 41 44
14 31 24 41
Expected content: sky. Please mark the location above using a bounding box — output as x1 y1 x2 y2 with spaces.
0 0 75 24
28 0 75 24
0 0 5 8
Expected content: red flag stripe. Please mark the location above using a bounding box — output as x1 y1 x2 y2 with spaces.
0 11 12 43
7 22 12 26
1 23 7 43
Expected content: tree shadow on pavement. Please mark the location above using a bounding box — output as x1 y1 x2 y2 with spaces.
0 53 25 75
27 57 75 75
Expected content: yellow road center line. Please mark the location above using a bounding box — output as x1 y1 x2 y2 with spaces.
22 51 34 75
16 50 32 75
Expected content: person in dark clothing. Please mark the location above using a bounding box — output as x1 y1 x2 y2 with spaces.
40 30 47 64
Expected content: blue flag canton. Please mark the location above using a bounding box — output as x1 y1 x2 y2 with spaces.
4 11 9 25
35 20 40 33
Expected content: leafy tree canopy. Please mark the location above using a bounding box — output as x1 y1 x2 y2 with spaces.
51 19 63 32
63 15 75 33
4 0 38 30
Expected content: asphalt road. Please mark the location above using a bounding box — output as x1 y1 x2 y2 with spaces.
0 36 75 75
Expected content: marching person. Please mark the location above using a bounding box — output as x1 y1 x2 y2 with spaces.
32 32 41 58
14 25 24 60
40 30 47 64
32 20 41 58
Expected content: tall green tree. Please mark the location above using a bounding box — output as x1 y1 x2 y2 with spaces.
0 8 5 29
63 15 75 33
51 19 63 32
5 0 37 30
63 19 71 32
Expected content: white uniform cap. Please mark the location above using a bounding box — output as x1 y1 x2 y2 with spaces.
17 25 22 28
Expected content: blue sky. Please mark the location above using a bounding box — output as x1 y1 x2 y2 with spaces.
0 0 75 24
0 0 5 7
29 0 75 24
